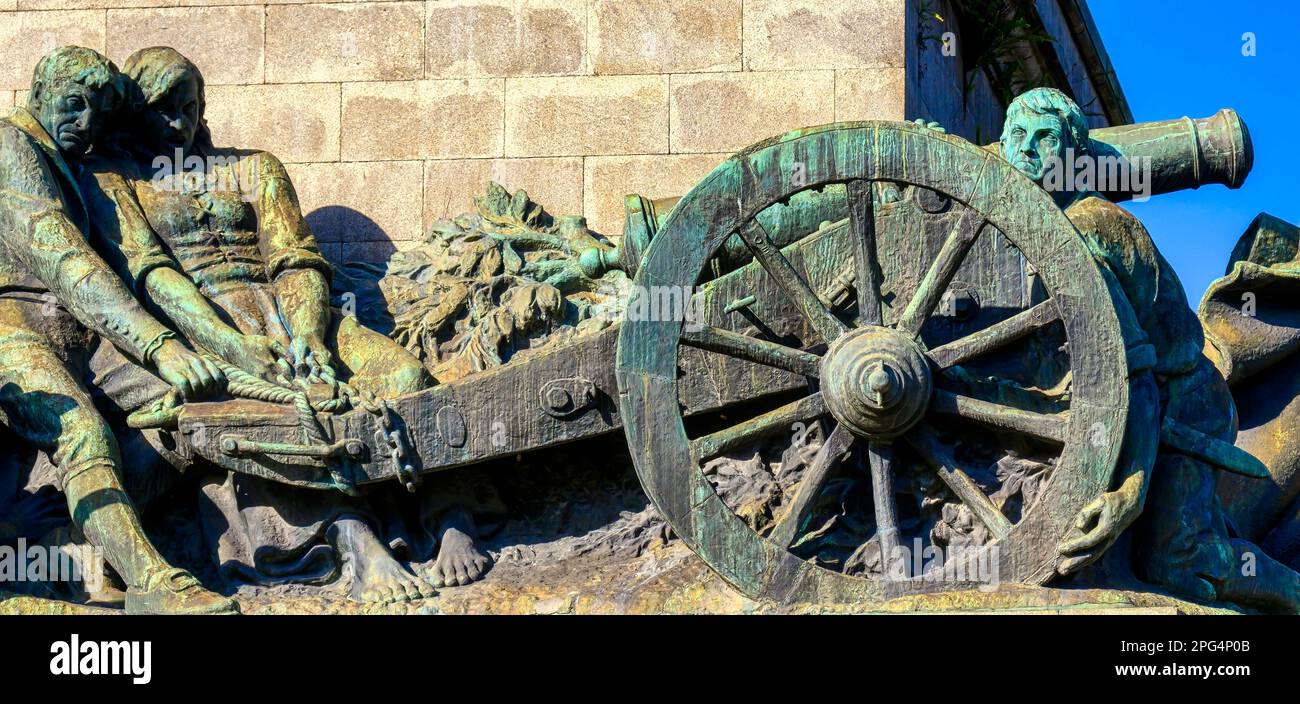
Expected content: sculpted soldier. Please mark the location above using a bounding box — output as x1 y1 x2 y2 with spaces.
92 50 417 395
0 46 237 614
1197 214 1300 568
80 47 492 601
996 88 1300 610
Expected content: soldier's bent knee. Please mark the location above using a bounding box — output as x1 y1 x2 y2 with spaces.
51 406 121 477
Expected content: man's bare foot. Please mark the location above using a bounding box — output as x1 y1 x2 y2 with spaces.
428 507 491 588
328 517 434 604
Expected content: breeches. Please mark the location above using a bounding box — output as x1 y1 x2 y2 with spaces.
0 295 168 484
1136 357 1239 587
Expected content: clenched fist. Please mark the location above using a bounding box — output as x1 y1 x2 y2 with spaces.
152 338 226 400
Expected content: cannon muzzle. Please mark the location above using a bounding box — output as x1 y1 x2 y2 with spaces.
1095 108 1254 196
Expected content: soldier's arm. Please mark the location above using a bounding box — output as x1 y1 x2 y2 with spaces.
0 132 224 397
252 151 332 284
0 130 172 364
249 151 335 380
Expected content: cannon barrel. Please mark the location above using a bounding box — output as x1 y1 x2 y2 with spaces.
580 110 1254 277
987 108 1253 201
1095 108 1253 196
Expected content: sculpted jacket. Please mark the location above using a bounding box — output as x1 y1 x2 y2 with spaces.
1067 194 1205 379
0 107 174 362
82 149 330 300
80 148 332 347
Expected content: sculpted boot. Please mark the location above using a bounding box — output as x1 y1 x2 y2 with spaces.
126 567 239 615
65 462 239 615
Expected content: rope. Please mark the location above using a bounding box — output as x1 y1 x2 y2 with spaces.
201 353 355 444
204 355 349 413
128 354 353 428
200 354 363 494
123 352 380 495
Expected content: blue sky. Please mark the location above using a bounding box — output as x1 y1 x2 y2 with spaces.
1087 1 1300 304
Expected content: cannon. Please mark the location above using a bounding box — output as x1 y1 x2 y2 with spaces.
134 112 1256 605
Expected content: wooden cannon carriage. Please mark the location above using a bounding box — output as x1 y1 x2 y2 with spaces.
137 115 1257 605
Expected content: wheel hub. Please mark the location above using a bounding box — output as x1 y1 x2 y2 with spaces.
821 327 932 440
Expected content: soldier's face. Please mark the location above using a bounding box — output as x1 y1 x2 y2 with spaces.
1003 112 1067 184
140 77 201 153
35 81 113 157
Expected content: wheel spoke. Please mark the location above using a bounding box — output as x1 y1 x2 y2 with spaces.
770 423 854 548
927 300 1059 369
868 441 903 575
897 207 988 336
929 389 1067 444
694 393 827 462
681 325 820 377
847 179 883 326
905 425 1013 540
737 219 848 343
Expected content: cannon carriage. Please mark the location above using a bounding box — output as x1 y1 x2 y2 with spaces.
133 113 1257 606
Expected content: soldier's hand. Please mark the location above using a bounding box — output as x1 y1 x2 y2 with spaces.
154 339 226 400
912 118 947 133
228 334 292 383
288 335 337 386
1056 486 1143 575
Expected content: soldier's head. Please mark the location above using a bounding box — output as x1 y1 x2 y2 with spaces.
1000 87 1089 185
27 46 125 157
121 47 211 154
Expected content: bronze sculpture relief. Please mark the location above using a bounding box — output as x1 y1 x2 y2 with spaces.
2 44 1299 615
0 47 234 614
995 88 1297 610
80 47 495 602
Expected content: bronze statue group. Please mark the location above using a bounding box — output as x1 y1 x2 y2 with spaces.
0 46 489 614
2 45 1299 613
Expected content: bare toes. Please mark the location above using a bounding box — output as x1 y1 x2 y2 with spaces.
407 576 433 601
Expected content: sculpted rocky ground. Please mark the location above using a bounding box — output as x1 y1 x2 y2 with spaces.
4 434 1233 616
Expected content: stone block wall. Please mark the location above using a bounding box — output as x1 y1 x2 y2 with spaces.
0 1 1121 260
0 0 909 260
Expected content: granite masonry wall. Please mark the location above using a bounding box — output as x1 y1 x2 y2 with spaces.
0 1 1108 260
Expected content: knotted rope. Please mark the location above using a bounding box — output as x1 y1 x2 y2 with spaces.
127 354 353 431
126 353 417 495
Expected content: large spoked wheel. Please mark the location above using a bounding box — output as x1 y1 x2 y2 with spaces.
616 122 1130 605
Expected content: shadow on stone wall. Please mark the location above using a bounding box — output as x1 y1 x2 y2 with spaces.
305 205 397 265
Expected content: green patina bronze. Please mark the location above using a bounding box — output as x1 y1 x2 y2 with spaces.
616 119 1131 603
0 47 235 614
2 44 1299 614
606 90 1299 611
